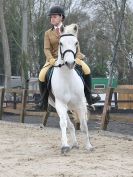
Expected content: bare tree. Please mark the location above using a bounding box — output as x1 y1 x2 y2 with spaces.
0 0 11 88
21 0 29 88
81 0 132 83
108 0 127 86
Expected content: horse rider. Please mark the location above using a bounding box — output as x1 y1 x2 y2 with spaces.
37 5 101 110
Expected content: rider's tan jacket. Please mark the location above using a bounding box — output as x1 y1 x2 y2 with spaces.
44 28 84 62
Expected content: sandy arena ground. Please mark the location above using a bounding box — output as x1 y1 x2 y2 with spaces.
0 121 133 177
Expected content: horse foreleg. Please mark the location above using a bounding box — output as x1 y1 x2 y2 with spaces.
67 116 79 149
76 109 93 151
55 100 70 154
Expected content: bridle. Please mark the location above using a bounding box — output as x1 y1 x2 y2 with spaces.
59 34 78 60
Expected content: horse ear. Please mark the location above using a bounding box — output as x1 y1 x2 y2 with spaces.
60 25 64 33
73 24 78 33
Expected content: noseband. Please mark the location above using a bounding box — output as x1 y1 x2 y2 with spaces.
60 34 78 60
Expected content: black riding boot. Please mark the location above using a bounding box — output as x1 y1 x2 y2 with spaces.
36 81 49 111
84 74 101 105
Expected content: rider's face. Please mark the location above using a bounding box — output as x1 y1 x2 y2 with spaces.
50 15 63 26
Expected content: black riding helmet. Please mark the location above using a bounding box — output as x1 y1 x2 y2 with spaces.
48 5 65 19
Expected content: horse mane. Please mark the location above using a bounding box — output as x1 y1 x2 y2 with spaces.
62 24 78 37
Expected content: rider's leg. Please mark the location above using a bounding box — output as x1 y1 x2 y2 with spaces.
83 73 101 104
76 60 101 105
37 63 51 110
37 80 49 110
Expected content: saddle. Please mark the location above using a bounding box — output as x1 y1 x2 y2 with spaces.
46 67 54 90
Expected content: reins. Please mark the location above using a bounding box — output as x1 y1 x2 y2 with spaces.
54 63 65 68
42 63 65 68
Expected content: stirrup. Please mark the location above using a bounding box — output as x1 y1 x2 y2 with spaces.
87 104 95 111
35 102 48 111
91 95 101 104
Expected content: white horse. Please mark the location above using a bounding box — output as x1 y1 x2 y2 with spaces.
49 24 93 154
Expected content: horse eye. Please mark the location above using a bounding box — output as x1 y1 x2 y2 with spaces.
60 42 63 46
75 42 78 46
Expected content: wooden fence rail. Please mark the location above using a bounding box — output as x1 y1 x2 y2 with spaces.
0 88 46 122
101 87 133 130
0 87 133 130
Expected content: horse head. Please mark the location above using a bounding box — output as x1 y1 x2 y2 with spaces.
59 24 79 69
61 23 78 37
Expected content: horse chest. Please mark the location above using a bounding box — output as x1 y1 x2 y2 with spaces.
51 69 84 103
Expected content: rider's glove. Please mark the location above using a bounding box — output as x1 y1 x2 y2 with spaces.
49 58 56 65
76 58 81 65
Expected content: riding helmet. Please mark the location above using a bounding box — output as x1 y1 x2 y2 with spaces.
48 5 65 19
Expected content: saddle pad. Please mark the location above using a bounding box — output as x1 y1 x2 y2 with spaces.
46 67 54 90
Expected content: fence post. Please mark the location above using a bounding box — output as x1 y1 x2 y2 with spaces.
42 105 51 126
13 92 17 109
20 89 27 123
101 87 114 130
0 88 5 120
114 92 118 109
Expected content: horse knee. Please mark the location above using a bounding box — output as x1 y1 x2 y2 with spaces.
60 119 67 128
80 120 88 132
68 122 75 131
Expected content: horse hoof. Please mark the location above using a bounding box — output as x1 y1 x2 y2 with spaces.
61 146 70 155
71 144 79 149
40 124 45 129
89 147 94 151
86 146 94 152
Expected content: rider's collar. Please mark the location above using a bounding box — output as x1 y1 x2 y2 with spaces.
51 23 64 31
54 22 63 29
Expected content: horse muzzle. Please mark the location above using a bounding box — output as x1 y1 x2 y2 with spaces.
65 61 75 69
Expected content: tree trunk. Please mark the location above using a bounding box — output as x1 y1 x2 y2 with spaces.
21 0 29 89
108 0 127 87
0 0 11 88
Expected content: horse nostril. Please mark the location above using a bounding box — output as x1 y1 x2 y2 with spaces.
65 61 68 65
